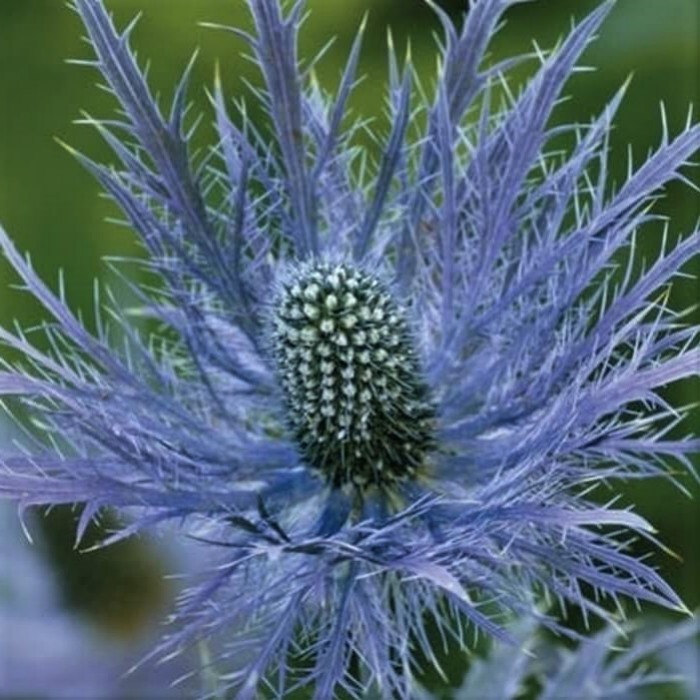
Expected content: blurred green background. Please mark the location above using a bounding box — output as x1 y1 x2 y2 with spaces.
0 0 698 693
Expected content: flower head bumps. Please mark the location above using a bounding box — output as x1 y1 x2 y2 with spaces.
273 261 435 488
0 0 698 697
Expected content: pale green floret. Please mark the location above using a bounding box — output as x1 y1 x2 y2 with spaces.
272 262 435 487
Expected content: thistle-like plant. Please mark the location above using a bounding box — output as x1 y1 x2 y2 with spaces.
0 0 698 697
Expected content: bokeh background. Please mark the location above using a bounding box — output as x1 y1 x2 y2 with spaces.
0 0 698 697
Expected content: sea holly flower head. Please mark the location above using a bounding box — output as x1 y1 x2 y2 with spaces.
0 0 698 697
271 260 436 488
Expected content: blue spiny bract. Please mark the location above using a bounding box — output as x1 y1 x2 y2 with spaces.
0 0 698 697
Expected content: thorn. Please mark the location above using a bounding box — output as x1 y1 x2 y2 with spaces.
53 136 80 157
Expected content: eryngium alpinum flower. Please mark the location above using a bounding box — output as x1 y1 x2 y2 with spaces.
0 0 698 697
